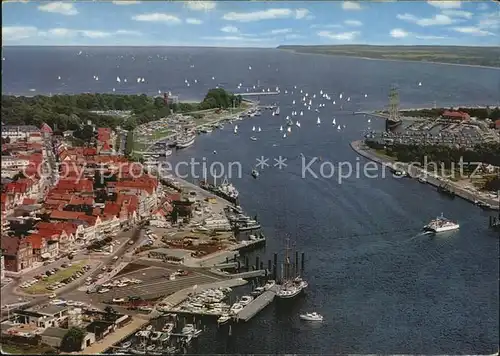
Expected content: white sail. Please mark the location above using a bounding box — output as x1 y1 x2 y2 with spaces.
287 127 291 133
258 127 262 132
252 126 256 132
337 125 341 130
280 126 283 132
116 76 121 83
317 117 321 125
339 93 343 99
332 118 336 125
292 100 295 105
300 111 304 116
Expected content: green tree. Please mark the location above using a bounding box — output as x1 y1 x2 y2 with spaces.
60 327 85 352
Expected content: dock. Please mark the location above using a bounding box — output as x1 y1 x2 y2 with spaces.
234 288 277 322
235 91 280 97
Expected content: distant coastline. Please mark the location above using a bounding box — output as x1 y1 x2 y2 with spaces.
278 45 500 69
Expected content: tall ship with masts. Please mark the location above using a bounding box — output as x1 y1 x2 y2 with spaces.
276 239 308 299
386 86 403 131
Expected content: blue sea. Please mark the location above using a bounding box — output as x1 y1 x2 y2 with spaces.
3 46 499 354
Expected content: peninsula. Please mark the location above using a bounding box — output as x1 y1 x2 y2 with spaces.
277 45 500 68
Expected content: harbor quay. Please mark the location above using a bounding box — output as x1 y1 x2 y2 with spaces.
350 140 499 210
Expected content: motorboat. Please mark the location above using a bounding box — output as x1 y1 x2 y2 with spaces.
263 280 276 290
239 295 253 306
276 284 301 299
217 314 231 325
418 175 427 183
121 341 132 348
423 213 459 233
181 324 195 335
251 169 259 178
250 136 257 141
299 312 323 321
150 331 162 341
251 286 265 296
162 323 174 333
230 302 244 314
160 333 170 342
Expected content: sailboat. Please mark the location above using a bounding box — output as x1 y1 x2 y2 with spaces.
283 133 287 138
347 97 351 102
258 127 262 132
234 125 238 134
292 100 296 105
316 117 321 125
252 126 256 132
339 93 343 99
295 121 300 128
280 126 283 132
276 239 308 300
287 127 291 133
300 111 303 116
337 125 341 130
116 76 121 83
332 118 336 125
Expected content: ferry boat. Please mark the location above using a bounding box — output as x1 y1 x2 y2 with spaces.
176 134 196 149
423 213 459 233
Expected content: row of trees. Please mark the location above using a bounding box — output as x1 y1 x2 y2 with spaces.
399 107 500 121
1 89 241 132
366 141 500 167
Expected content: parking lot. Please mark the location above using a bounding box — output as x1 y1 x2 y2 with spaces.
19 261 93 295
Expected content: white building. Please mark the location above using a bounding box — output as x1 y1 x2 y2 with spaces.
1 156 30 170
1 125 40 141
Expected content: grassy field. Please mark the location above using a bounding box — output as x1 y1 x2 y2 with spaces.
277 45 500 67
24 261 87 295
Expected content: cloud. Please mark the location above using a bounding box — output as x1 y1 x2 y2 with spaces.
415 34 447 40
390 28 409 38
285 34 305 40
270 28 293 35
441 10 472 19
397 13 455 26
342 1 363 11
317 30 360 40
132 13 182 23
2 26 39 41
310 24 343 29
221 25 239 33
478 12 500 29
344 20 362 26
2 26 141 42
427 1 461 9
452 26 495 36
184 1 216 11
295 9 310 19
38 2 78 15
202 36 263 42
477 3 488 11
111 1 141 5
223 8 303 22
186 18 203 25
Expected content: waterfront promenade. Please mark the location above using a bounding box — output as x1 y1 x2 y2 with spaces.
351 140 499 209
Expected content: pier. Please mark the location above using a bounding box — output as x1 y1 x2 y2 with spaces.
235 91 280 97
235 287 278 322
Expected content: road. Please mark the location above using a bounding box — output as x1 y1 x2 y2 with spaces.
1 225 144 315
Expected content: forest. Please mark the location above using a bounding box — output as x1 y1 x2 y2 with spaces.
1 89 242 132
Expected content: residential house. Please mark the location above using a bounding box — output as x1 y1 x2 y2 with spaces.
1 125 40 141
25 234 49 262
1 236 33 272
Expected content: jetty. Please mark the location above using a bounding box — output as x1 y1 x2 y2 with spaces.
351 140 500 210
235 91 280 97
234 287 278 322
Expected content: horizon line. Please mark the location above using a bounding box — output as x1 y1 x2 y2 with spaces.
3 44 500 49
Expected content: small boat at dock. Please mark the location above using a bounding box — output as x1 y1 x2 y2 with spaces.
217 314 232 325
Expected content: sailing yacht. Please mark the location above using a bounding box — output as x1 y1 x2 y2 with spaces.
287 127 291 133
317 117 321 125
252 126 256 132
332 118 336 125
258 127 262 132
337 125 341 130
295 121 301 128
280 126 283 132
300 111 303 116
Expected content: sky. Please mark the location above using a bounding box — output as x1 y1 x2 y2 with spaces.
2 1 499 47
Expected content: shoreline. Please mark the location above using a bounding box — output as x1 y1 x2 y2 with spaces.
350 140 499 210
278 48 500 70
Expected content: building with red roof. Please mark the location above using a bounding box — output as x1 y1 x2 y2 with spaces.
1 236 33 272
442 110 470 121
40 123 53 135
495 119 500 130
